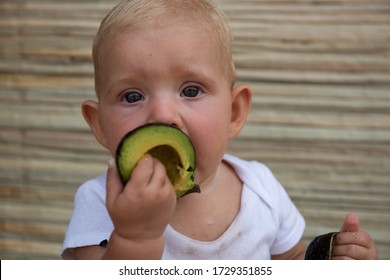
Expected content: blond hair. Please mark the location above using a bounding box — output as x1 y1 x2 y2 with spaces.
92 0 235 96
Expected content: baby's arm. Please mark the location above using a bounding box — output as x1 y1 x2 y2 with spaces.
332 214 378 260
73 154 176 259
272 214 378 260
271 241 306 260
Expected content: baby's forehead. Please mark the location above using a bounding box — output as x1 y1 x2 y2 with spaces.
99 20 224 67
95 0 231 49
93 0 236 93
110 12 220 43
102 23 227 72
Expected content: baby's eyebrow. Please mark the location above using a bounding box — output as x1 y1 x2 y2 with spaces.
102 73 141 95
178 64 218 83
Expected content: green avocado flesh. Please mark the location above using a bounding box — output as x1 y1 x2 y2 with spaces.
116 123 200 199
304 232 339 260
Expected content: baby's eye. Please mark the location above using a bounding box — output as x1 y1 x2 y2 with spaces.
123 91 144 104
181 86 202 98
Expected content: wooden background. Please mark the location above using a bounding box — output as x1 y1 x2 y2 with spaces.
0 0 389 259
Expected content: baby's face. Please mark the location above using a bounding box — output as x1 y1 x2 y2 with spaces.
95 24 235 184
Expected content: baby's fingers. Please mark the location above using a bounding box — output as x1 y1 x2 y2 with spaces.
332 231 378 260
332 243 367 260
127 154 154 189
335 231 370 247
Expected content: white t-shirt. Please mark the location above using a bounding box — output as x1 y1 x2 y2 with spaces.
61 154 305 259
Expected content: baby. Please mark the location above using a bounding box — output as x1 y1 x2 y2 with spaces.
61 0 378 259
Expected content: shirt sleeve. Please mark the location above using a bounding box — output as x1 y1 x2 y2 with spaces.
260 165 305 255
252 162 305 255
61 173 114 259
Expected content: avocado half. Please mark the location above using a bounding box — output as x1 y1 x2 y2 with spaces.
116 123 200 199
304 232 339 260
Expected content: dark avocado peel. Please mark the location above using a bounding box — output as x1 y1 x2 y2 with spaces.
305 232 339 260
116 123 200 199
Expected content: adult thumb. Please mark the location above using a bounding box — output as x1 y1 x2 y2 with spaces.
340 213 360 232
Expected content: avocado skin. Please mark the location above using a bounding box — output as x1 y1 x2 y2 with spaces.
115 123 200 199
305 232 339 260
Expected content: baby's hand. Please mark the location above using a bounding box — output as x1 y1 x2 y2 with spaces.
332 214 378 260
106 154 176 242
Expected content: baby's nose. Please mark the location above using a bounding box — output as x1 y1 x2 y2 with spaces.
147 98 181 128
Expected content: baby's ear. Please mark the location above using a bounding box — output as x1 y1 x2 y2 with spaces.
82 100 108 148
228 84 252 140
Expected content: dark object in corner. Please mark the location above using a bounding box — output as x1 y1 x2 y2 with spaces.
305 232 339 260
99 239 108 247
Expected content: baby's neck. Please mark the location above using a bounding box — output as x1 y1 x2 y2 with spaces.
170 161 243 241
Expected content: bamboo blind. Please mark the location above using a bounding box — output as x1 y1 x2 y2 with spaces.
0 0 389 259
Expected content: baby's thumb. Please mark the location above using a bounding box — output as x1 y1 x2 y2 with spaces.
340 213 360 233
